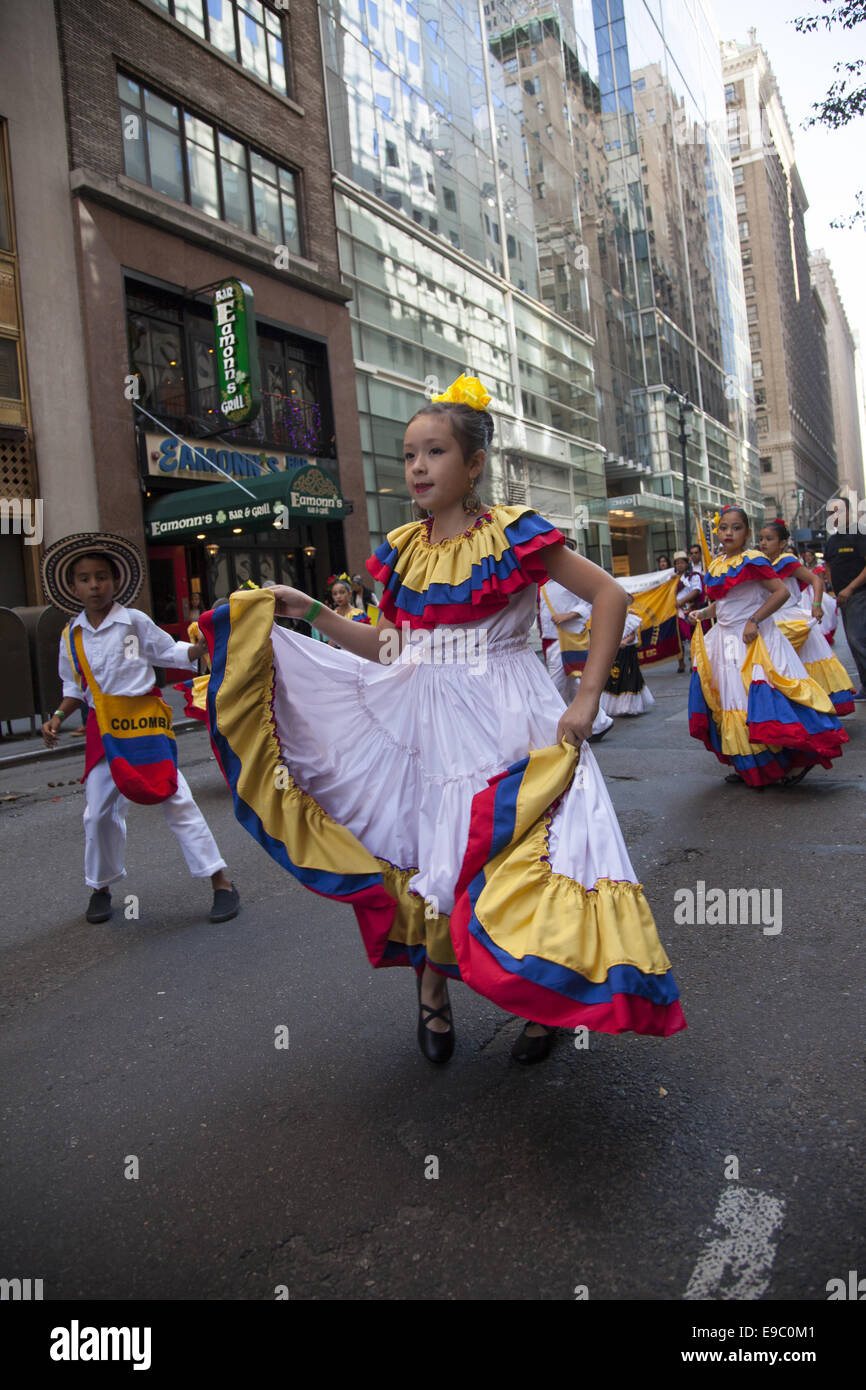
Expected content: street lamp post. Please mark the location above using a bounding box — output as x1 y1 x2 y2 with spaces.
666 387 694 553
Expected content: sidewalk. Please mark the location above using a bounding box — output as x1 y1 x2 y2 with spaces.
0 682 205 770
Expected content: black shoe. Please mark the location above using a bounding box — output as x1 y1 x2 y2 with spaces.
210 882 240 922
781 766 812 788
416 974 455 1063
724 772 744 783
86 889 112 924
511 1022 556 1065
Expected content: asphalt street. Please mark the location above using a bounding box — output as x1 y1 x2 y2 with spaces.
1 649 863 1304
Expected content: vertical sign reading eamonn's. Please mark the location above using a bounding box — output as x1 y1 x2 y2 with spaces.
213 280 261 426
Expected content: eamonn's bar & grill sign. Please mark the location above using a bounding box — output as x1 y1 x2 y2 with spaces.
213 279 261 425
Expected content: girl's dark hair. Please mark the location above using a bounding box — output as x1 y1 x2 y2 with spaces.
72 550 120 581
408 401 495 460
762 519 789 543
720 505 750 529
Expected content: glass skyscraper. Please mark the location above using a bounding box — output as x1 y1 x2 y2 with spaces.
487 0 761 568
319 0 760 571
319 0 609 562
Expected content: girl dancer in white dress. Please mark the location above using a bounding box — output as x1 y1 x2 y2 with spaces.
200 377 685 1063
758 521 854 716
688 506 848 787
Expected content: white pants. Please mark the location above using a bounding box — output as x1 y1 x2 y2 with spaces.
83 760 226 889
544 643 614 734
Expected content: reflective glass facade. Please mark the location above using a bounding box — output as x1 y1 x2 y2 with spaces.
486 0 761 562
321 0 608 560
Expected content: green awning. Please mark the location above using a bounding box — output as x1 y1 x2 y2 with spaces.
145 465 348 541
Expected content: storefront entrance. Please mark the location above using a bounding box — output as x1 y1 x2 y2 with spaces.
144 465 351 652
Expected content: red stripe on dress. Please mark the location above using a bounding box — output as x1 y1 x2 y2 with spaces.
453 931 687 1035
747 721 848 758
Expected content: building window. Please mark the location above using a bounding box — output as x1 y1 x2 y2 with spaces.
118 74 301 252
761 457 773 473
738 219 749 240
743 274 755 293
0 335 21 400
149 0 289 95
733 165 745 186
725 83 736 104
735 193 747 214
752 359 763 379
741 247 753 266
749 331 761 351
127 279 333 453
747 302 758 323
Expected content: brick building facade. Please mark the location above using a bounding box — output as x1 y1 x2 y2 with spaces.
1 0 368 621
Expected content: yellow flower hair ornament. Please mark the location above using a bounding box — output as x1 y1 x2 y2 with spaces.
431 373 491 411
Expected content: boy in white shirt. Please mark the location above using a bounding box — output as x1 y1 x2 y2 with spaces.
41 533 239 926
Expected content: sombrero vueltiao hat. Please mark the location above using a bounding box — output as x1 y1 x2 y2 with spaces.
41 533 145 615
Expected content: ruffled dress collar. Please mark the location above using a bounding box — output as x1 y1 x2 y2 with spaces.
366 505 564 629
705 547 776 599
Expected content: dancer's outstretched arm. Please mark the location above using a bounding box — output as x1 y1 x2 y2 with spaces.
270 586 400 663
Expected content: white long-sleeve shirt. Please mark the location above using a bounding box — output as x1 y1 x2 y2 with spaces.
538 580 593 641
675 572 702 612
59 604 196 709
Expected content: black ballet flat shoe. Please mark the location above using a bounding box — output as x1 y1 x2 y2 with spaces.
416 975 455 1064
86 889 113 924
724 772 744 784
511 1022 556 1065
781 766 813 788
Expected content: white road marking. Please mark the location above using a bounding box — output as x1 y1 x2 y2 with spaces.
683 1186 786 1300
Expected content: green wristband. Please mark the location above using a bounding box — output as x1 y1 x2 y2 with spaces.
302 600 323 625
53 708 67 723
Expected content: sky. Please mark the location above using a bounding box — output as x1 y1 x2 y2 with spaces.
709 0 866 348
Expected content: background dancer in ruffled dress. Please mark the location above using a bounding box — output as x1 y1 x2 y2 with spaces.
688 506 848 788
758 520 854 717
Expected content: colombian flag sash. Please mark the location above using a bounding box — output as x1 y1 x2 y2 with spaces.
622 573 679 665
558 625 591 675
66 625 178 804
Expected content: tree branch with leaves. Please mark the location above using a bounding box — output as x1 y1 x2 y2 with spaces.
793 0 866 225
